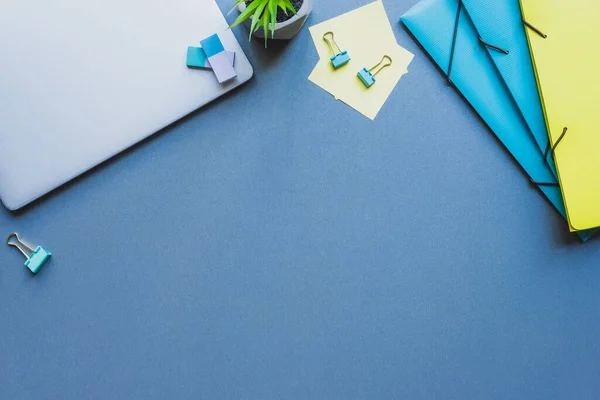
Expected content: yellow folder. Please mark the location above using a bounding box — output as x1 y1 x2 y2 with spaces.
520 0 600 231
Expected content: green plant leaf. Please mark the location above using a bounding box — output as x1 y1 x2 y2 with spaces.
229 0 263 29
262 10 270 47
284 0 297 15
277 0 296 19
268 0 277 38
228 0 247 15
249 1 268 41
277 0 287 13
230 0 298 45
290 2 298 15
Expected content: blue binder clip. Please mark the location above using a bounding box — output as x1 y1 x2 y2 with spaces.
7 233 51 274
323 31 351 69
358 55 393 88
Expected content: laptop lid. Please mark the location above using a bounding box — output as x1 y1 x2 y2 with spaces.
0 0 253 210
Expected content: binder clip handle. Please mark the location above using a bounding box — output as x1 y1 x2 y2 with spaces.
368 55 392 77
7 232 35 259
323 31 343 57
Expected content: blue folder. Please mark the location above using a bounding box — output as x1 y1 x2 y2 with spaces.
460 0 556 177
400 0 597 241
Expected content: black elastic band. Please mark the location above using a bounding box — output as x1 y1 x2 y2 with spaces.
478 37 509 54
523 19 547 38
447 0 462 84
543 127 568 160
530 178 559 187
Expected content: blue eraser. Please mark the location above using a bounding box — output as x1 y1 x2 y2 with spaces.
24 246 51 274
200 34 225 58
331 51 351 69
187 47 236 70
357 68 376 88
186 46 209 68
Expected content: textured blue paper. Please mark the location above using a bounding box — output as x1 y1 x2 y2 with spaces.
5 1 600 397
401 0 597 241
461 0 556 177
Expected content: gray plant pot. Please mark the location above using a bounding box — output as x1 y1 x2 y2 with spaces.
238 0 312 40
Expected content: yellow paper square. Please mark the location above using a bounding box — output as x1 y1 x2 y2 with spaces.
308 1 414 120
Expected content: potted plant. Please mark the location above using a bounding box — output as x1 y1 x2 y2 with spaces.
230 0 312 46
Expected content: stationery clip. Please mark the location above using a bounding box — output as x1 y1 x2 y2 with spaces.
447 0 463 84
543 127 568 160
522 19 547 39
357 55 392 88
529 177 559 187
7 233 51 274
323 31 351 69
478 37 509 54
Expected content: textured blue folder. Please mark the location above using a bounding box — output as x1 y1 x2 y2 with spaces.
400 0 597 241
460 0 556 177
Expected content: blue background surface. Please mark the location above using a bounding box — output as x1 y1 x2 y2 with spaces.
2 1 600 398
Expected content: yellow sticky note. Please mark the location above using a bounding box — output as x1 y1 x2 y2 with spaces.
308 1 414 120
520 0 600 231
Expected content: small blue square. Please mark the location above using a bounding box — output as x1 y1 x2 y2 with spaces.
24 246 51 274
200 34 225 58
331 51 351 69
358 68 376 88
186 46 209 68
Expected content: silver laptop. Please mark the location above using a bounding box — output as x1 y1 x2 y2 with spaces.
0 0 253 210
